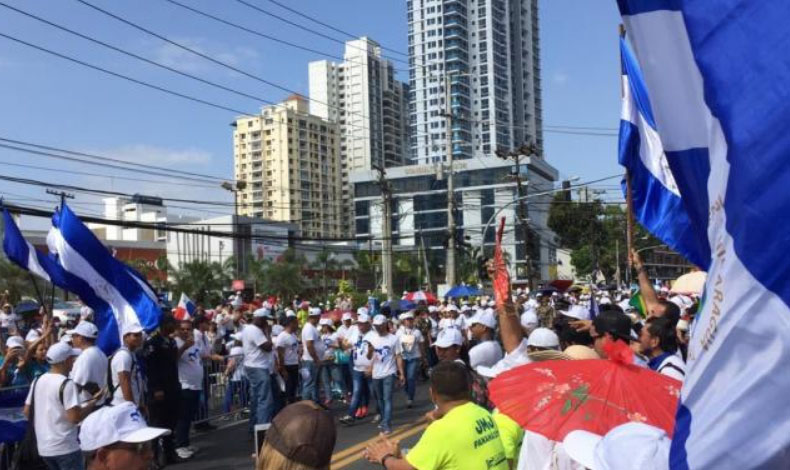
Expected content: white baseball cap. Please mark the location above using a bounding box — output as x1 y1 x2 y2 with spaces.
6 336 24 350
676 319 689 332
399 312 415 321
356 313 370 324
372 314 388 326
252 308 272 318
308 307 322 317
67 321 98 339
527 328 560 349
342 312 353 321
561 305 591 321
446 304 459 312
319 318 334 328
121 322 144 336
79 305 94 319
80 402 170 452
470 311 497 329
563 422 670 470
356 307 369 316
46 342 81 364
521 309 538 330
25 329 41 343
285 309 296 318
434 328 464 348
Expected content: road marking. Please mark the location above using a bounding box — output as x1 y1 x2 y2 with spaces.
331 421 429 469
330 419 427 463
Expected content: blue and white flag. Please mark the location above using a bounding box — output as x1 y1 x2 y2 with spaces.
617 2 790 468
0 386 28 443
48 204 161 353
618 37 709 269
3 208 60 285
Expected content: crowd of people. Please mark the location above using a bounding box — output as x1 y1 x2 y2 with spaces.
0 250 696 470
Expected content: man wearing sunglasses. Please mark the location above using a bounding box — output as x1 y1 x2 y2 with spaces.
80 401 170 470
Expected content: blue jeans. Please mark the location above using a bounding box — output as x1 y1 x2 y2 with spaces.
222 378 249 413
319 364 332 401
347 369 372 417
404 358 420 401
300 360 319 403
246 366 274 432
43 451 84 470
372 374 395 432
175 389 200 448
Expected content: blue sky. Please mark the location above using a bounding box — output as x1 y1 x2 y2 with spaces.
0 0 623 227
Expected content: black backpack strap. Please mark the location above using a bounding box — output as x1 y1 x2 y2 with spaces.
658 362 685 376
106 351 118 398
58 378 72 407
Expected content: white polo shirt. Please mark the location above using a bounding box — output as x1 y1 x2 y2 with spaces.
69 345 107 400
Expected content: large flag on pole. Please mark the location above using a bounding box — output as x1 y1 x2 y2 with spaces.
3 208 60 284
618 37 709 269
617 2 790 469
47 204 161 352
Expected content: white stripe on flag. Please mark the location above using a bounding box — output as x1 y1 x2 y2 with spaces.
25 242 51 282
48 227 142 341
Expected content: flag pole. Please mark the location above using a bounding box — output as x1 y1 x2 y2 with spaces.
619 24 636 281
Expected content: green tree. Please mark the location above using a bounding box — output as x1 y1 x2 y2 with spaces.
0 257 46 303
352 250 378 292
311 248 341 303
258 249 308 302
170 259 232 306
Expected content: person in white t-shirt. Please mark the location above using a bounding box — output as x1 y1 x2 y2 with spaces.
367 315 405 434
67 321 107 402
110 323 145 408
468 310 504 372
1 302 19 336
339 313 375 425
300 308 325 404
319 318 342 406
222 333 247 415
275 314 300 404
173 319 203 458
192 315 223 432
242 308 275 432
396 312 426 408
25 342 101 470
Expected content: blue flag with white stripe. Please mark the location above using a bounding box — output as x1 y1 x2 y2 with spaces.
0 385 28 443
618 1 790 468
619 37 709 269
48 204 161 353
3 208 63 286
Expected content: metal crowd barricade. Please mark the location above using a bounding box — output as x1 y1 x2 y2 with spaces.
193 359 250 424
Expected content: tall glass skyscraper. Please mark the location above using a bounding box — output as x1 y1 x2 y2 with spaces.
407 0 543 164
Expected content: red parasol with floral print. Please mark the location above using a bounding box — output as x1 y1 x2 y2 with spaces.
489 340 681 442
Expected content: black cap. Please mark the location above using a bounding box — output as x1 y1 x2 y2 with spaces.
592 311 632 342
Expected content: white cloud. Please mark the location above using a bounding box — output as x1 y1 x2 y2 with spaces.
101 144 214 166
150 38 259 75
553 72 570 84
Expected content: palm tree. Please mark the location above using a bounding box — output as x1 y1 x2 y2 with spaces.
259 249 307 302
352 250 378 292
311 248 341 303
170 259 231 306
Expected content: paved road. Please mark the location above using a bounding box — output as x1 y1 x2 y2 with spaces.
173 380 433 470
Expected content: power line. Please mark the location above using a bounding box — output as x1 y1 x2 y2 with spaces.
0 32 254 116
0 138 227 182
229 0 410 66
261 0 408 58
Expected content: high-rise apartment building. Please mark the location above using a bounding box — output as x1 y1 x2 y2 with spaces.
407 0 543 164
309 37 410 227
233 95 344 238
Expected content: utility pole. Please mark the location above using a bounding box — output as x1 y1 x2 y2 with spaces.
373 164 394 301
444 73 457 287
419 229 432 291
496 144 536 291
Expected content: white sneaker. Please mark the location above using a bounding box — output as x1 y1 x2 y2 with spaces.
175 447 194 459
371 414 382 424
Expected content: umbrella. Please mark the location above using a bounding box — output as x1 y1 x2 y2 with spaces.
549 279 574 292
445 285 481 298
489 340 680 442
404 290 437 304
14 300 41 316
671 271 707 295
382 299 416 312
